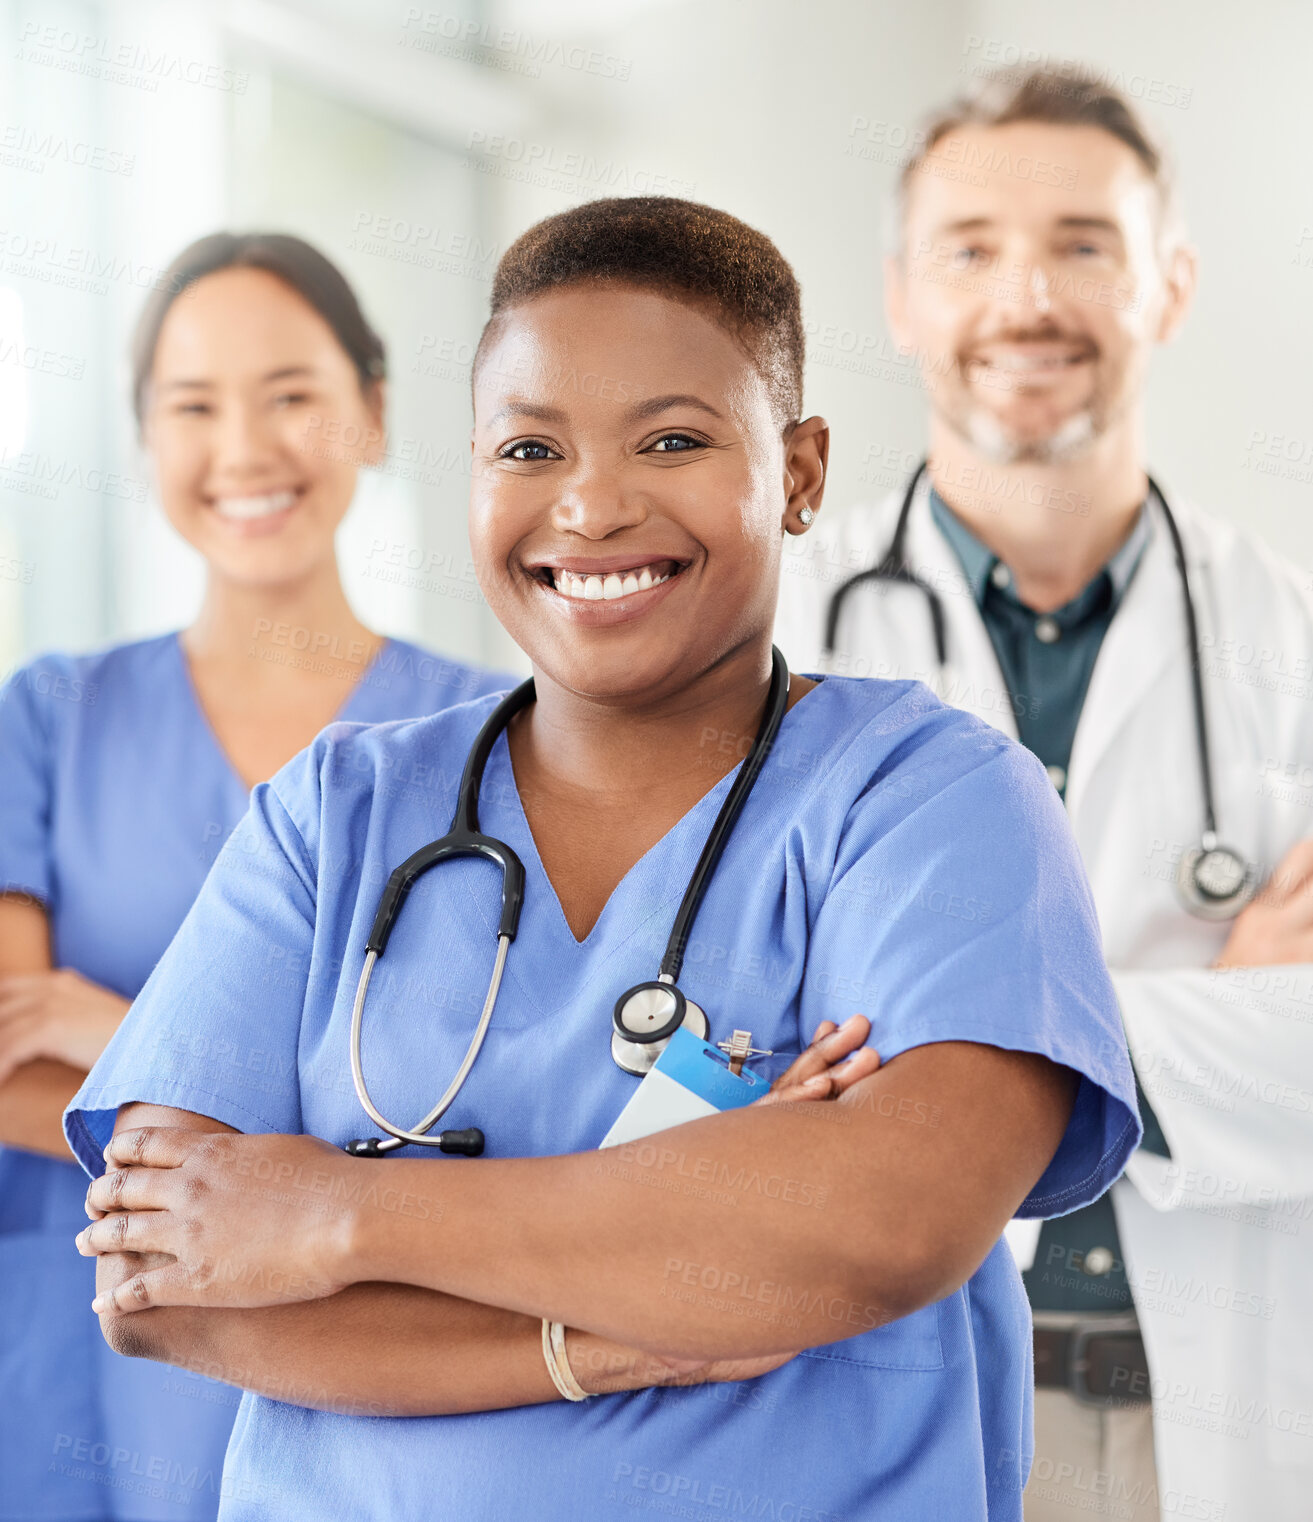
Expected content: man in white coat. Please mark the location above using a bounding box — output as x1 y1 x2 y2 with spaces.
777 66 1312 1522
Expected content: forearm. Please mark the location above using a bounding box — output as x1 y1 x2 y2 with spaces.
0 1058 83 1157
105 1283 552 1416
354 1108 887 1360
86 1046 1072 1365
0 898 77 1158
97 1255 662 1417
345 1046 1074 1361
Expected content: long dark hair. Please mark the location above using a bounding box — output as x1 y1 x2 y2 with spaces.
131 231 387 424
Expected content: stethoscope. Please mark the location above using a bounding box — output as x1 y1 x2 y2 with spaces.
823 461 1256 922
345 647 791 1158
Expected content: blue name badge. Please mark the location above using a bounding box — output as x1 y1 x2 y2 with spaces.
599 1025 768 1150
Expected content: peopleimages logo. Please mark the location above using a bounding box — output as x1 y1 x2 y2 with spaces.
16 22 249 94
0 229 182 294
400 9 633 80
464 131 696 198
0 446 147 501
0 124 135 176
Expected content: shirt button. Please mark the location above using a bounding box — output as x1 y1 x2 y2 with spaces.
1083 1246 1115 1277
1034 615 1061 644
1046 764 1067 792
990 563 1012 590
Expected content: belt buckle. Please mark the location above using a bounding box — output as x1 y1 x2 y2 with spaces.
1067 1314 1149 1408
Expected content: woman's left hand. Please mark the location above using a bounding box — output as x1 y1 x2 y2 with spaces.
78 1129 362 1313
755 1014 880 1107
0 970 131 1086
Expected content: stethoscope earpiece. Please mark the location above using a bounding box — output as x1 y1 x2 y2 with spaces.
345 1128 486 1159
434 1128 486 1157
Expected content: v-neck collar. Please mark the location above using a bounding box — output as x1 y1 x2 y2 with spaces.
483 725 740 954
171 631 395 794
475 678 828 979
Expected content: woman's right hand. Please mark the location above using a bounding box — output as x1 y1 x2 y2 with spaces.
567 1015 880 1397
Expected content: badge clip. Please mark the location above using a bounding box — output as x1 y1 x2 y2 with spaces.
716 1028 774 1077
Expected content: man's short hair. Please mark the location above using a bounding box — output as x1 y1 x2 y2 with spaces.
896 65 1181 250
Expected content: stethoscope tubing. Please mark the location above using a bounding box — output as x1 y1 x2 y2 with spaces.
348 935 511 1154
1154 487 1220 846
821 460 1242 909
822 462 947 668
658 646 790 981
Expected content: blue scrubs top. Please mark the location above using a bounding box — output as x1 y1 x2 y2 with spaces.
0 632 509 1522
66 675 1140 1522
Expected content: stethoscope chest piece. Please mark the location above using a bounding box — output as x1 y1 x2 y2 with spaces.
1176 836 1256 920
611 981 709 1076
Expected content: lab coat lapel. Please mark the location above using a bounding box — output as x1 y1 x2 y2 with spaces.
1064 494 1191 825
901 481 1020 741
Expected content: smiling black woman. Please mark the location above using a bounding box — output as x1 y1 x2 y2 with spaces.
67 197 1139 1522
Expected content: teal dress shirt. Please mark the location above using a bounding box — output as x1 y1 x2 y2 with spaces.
930 489 1167 1313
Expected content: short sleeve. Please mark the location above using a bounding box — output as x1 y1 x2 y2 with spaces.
804 725 1140 1219
0 662 58 904
63 747 324 1177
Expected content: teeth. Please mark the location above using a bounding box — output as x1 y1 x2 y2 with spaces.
977 352 1076 372
212 490 297 521
550 564 675 601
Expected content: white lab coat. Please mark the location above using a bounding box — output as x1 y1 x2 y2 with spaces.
775 476 1313 1521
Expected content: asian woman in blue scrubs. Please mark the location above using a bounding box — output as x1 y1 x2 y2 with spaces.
0 232 509 1520
68 199 1141 1521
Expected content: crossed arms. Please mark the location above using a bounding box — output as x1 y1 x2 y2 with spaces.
77 1036 1077 1416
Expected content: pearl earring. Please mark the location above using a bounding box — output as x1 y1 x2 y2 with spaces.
798 507 815 527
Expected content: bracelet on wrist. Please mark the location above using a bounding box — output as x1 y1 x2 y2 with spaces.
541 1319 591 1401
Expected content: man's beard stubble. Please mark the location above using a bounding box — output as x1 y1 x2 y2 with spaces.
934 329 1128 465
957 404 1098 465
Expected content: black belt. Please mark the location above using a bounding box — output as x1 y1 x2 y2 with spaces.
1033 1317 1150 1406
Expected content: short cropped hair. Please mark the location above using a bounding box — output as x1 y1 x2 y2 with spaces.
896 65 1181 249
478 196 804 427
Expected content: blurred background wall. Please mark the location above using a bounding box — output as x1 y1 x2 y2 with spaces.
2 0 1310 678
